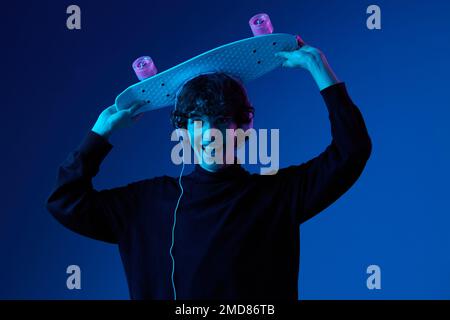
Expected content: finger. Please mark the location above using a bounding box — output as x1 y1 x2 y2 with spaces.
103 104 118 115
132 113 144 122
300 45 318 53
275 51 292 59
299 44 312 51
282 60 296 68
128 101 146 114
105 105 117 112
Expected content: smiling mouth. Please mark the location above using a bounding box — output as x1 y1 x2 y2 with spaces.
202 144 220 155
202 145 214 152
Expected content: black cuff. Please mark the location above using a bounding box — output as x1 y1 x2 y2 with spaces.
320 82 354 108
77 131 113 164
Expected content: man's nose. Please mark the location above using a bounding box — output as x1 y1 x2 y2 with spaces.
202 121 220 141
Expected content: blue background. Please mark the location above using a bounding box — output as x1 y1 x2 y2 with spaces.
1 0 449 299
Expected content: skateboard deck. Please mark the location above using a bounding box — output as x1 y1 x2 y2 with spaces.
115 33 300 114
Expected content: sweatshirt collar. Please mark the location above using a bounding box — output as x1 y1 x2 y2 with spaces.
188 161 249 183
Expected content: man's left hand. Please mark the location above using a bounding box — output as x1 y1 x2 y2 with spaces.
275 40 340 91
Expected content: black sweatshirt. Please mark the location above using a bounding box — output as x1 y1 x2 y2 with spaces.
46 82 372 300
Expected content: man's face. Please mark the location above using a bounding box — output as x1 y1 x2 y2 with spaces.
186 113 239 172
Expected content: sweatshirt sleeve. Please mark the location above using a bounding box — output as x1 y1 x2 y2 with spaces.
45 131 144 243
279 82 372 224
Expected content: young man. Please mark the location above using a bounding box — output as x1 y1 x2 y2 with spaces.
46 42 372 299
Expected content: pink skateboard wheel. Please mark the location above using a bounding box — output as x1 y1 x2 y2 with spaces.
249 13 274 36
132 56 158 81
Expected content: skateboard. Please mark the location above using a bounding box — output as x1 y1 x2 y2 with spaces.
115 13 304 114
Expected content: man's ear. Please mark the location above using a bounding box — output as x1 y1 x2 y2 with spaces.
236 112 254 147
239 112 254 131
175 127 182 139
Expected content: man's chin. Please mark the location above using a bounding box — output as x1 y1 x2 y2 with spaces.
192 147 239 169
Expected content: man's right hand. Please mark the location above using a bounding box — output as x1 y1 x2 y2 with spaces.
92 101 145 139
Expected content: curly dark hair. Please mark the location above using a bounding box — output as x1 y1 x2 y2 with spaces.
170 72 254 129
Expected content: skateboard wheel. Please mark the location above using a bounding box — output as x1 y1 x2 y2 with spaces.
132 56 158 81
249 13 274 36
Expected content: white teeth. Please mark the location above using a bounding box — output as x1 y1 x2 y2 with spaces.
203 145 220 155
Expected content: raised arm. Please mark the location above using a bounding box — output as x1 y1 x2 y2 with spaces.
276 39 372 224
46 102 146 243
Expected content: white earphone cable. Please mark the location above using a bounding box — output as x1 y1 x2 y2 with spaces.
169 155 185 300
